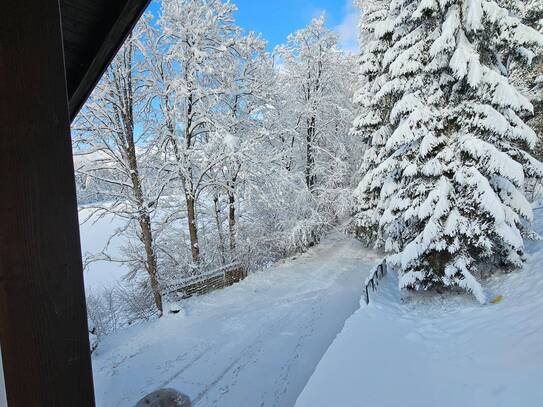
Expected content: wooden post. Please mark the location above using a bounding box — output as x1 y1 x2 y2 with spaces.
0 1 95 405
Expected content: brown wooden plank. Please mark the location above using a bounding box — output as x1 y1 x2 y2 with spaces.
63 0 152 121
61 0 126 103
0 1 95 405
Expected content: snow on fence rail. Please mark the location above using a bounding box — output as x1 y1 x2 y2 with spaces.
364 259 387 305
165 263 247 299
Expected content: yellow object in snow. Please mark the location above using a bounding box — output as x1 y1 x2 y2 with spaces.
490 295 504 304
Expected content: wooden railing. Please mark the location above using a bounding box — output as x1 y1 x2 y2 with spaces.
364 259 387 305
166 263 247 299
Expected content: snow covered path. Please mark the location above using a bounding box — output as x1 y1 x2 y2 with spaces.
296 211 543 407
92 230 381 407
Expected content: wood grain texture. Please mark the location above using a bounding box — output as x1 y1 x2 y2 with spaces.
0 1 95 405
60 0 152 121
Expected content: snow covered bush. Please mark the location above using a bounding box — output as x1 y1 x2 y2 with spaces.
86 281 158 337
88 318 99 354
353 0 543 302
86 288 122 337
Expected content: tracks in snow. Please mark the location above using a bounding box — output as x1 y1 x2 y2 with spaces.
92 230 378 407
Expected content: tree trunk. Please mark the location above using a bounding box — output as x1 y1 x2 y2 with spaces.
164 126 201 266
163 86 202 267
226 168 239 259
213 195 226 265
126 144 163 316
183 90 201 265
138 212 163 315
228 190 236 256
185 190 200 264
110 44 163 316
306 116 316 190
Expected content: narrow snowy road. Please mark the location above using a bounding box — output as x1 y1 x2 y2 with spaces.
92 230 380 407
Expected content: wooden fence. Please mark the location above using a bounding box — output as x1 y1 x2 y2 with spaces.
364 259 387 305
166 263 247 299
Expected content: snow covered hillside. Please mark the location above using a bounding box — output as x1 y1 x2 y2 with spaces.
80 208 129 293
296 209 543 407
91 231 380 407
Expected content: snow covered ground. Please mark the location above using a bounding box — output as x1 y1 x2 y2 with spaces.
91 231 380 407
296 209 543 407
0 348 6 407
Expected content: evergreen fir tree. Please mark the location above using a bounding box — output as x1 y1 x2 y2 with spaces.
518 0 543 162
352 0 395 246
354 0 543 302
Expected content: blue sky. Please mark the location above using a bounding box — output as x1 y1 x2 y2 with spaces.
232 0 359 51
148 0 360 52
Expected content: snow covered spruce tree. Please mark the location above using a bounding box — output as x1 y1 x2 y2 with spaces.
516 1 543 162
353 0 543 302
511 1 543 200
352 0 395 245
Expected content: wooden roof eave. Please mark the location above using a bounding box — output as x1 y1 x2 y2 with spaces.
61 0 152 122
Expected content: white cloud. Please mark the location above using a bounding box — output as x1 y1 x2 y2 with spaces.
334 1 360 53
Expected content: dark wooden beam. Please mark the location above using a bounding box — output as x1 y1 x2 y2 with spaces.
0 0 95 405
65 0 152 121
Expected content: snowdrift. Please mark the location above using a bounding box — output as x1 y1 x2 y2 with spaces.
296 210 543 407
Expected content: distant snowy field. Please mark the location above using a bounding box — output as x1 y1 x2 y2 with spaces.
88 230 379 407
296 209 543 407
80 208 129 293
